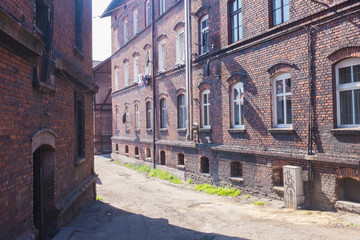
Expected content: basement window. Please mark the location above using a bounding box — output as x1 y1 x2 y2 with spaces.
178 153 185 165
230 161 242 177
200 157 209 174
135 146 139 157
125 145 129 154
160 150 166 165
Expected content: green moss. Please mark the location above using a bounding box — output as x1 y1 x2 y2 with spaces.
194 184 241 197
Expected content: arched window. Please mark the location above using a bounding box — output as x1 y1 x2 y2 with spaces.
146 101 152 129
178 94 186 128
133 57 139 83
231 82 244 128
178 153 185 165
176 29 185 64
123 18 128 43
160 98 167 129
273 73 292 128
230 161 242 177
133 8 138 35
159 0 166 15
200 157 209 174
145 50 151 75
115 108 120 129
114 28 119 51
160 150 166 165
146 148 151 159
200 15 209 55
158 41 166 72
145 0 151 26
135 146 139 156
336 58 360 127
125 145 129 154
135 104 140 129
114 68 119 90
201 89 210 128
124 62 129 86
125 106 130 129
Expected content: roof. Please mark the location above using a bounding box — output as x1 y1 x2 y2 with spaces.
101 0 123 18
93 57 111 71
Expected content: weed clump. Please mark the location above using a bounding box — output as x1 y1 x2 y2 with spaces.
96 196 104 201
124 163 150 173
245 194 250 199
187 178 194 184
253 201 264 206
148 169 182 184
194 184 241 197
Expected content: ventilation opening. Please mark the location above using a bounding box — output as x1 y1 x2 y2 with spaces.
146 148 151 158
135 146 139 156
273 167 284 186
178 153 184 165
115 144 119 153
160 150 166 165
200 157 209 174
125 145 129 154
231 161 242 177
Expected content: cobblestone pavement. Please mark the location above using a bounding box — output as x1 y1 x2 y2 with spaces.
53 155 360 240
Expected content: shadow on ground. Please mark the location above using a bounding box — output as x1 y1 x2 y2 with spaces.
54 200 247 240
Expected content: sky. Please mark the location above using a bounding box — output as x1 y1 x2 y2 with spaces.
92 0 112 61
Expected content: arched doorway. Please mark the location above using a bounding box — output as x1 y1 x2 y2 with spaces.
160 150 166 165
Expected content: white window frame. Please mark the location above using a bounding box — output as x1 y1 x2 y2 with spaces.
123 18 128 43
160 98 167 129
178 94 186 129
201 89 211 128
200 15 209 55
160 0 166 15
115 107 120 129
273 72 292 128
114 68 119 90
146 0 151 26
125 106 130 129
159 41 166 72
135 104 140 129
336 58 360 128
124 62 129 86
145 50 151 75
114 28 119 51
176 30 185 65
146 101 152 129
133 57 139 83
231 82 244 128
133 9 138 35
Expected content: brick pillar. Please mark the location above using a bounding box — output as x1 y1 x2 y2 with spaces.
284 165 304 209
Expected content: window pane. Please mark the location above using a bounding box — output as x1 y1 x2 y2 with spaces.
204 106 208 125
203 93 208 104
340 90 353 125
277 96 284 124
234 88 239 101
232 0 237 12
238 0 242 9
285 78 291 93
233 27 238 43
239 26 243 40
353 65 360 83
283 5 289 22
273 0 281 10
355 89 360 124
240 102 244 125
284 0 289 5
276 80 283 94
234 102 240 126
286 95 292 124
232 15 238 30
339 67 352 84
274 9 282 26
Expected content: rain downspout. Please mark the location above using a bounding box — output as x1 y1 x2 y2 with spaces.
151 0 156 169
185 0 193 140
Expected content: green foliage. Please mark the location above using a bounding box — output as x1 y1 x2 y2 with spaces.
96 196 104 201
194 184 241 197
305 211 312 215
148 169 182 184
187 178 194 184
347 223 356 227
245 194 250 199
124 163 150 173
253 201 264 206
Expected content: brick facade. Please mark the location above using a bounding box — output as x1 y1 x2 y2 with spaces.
0 0 97 239
104 0 360 211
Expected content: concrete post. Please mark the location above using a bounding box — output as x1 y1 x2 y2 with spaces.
283 165 304 209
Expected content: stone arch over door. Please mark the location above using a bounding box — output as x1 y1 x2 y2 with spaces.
31 128 57 239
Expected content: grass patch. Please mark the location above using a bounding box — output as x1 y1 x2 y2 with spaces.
96 196 104 201
253 201 264 206
148 169 182 184
347 223 356 227
124 163 150 173
245 194 250 199
194 184 241 197
305 211 312 215
187 178 193 184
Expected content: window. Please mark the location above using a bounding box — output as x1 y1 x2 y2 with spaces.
125 106 130 129
133 9 138 35
160 98 167 129
178 153 185 165
115 144 119 153
341 178 360 203
124 62 129 86
114 68 119 90
135 104 140 129
145 0 151 26
115 107 120 130
201 90 210 128
160 0 166 15
114 28 119 51
230 161 242 177
159 41 166 72
200 157 209 174
176 30 185 64
74 0 83 50
273 73 292 128
123 18 128 43
135 146 139 156
133 57 139 83
145 50 152 74
146 148 151 158
125 145 129 154
230 0 242 43
178 94 186 128
74 91 85 158
272 0 289 26
336 58 360 127
200 15 209 55
231 82 244 128
160 151 166 165
146 101 152 129
274 168 284 186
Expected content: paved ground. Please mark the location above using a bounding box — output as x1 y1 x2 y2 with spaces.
54 155 360 240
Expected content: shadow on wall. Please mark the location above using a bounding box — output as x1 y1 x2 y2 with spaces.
59 200 248 240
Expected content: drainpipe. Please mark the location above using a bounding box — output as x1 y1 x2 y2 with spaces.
151 0 156 169
184 0 193 140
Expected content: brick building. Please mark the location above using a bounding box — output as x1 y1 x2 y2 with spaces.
93 58 112 154
103 0 360 212
0 0 97 239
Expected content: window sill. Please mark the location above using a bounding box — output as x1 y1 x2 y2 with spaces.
145 157 151 162
160 128 167 132
199 52 209 57
273 185 284 193
268 128 294 135
228 128 246 134
175 61 185 66
146 128 152 132
200 172 211 177
134 128 140 132
125 153 129 157
176 165 185 170
199 128 211 133
33 78 56 94
125 128 130 132
331 128 360 136
134 155 139 159
158 69 166 73
229 177 244 183
177 128 187 133
75 157 86 166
